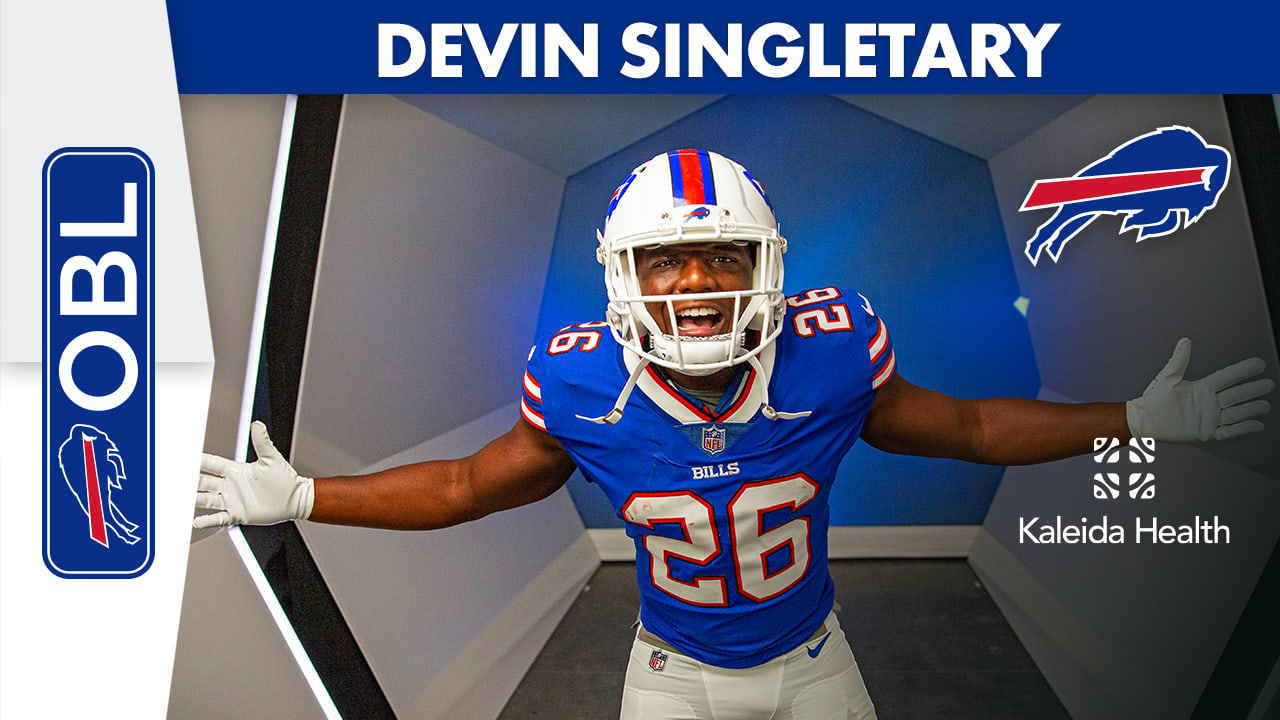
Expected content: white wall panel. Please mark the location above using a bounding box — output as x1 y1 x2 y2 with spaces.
292 94 564 477
180 94 287 457
298 403 593 718
169 532 325 719
289 95 583 717
172 94 310 718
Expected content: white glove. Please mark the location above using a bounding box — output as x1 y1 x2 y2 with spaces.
193 421 315 529
1126 338 1273 442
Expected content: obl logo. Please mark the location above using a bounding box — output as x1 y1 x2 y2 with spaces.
43 148 154 578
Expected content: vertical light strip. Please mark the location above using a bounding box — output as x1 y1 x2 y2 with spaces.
227 528 342 718
235 93 296 455
229 93 343 720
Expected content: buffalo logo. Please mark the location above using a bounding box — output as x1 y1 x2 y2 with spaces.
605 171 637 224
1021 126 1230 266
683 206 711 222
701 425 726 455
57 424 140 547
742 169 774 211
649 649 667 672
1092 437 1156 500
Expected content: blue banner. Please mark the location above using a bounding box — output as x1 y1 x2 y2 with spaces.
166 1 1280 92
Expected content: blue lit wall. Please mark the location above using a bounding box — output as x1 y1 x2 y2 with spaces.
536 95 1038 527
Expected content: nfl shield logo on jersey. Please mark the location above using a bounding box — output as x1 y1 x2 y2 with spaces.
649 649 667 672
701 426 726 456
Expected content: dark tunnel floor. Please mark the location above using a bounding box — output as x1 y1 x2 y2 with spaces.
498 559 1069 719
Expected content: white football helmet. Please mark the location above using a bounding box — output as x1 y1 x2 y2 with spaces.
597 149 787 375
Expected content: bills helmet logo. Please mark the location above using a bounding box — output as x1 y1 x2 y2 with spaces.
1021 126 1231 265
683 206 711 222
742 169 773 211
57 424 140 547
606 171 637 224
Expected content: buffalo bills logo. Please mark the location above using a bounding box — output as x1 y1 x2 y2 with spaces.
57 424 140 547
605 171 637 224
1021 126 1231 265
683 206 711 222
742 169 773 211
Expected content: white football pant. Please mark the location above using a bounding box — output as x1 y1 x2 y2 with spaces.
621 611 877 720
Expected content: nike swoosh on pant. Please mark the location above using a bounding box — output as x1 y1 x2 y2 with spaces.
806 632 831 658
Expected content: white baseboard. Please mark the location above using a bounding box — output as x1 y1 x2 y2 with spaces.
827 525 979 558
590 525 979 562
408 532 600 720
588 528 638 561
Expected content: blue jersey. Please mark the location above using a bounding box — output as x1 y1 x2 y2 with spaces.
521 287 897 668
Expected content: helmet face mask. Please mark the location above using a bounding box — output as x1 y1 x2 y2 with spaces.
598 150 787 376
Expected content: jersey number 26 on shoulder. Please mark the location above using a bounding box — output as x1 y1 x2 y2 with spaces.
788 287 853 337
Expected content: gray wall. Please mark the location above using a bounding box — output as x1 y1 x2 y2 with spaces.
290 95 589 717
169 531 326 719
183 94 287 457
291 94 565 476
171 95 324 719
175 94 587 719
297 404 590 719
973 95 1280 720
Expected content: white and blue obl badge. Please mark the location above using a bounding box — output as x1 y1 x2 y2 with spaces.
43 148 154 578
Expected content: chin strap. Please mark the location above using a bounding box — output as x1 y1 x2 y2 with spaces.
746 354 812 421
576 356 652 425
577 353 812 426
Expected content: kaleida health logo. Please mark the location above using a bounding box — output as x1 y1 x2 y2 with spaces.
1092 437 1156 500
1017 437 1230 546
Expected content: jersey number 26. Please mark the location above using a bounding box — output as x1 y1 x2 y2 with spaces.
622 473 819 606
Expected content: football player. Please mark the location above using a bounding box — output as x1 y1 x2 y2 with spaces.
196 150 1273 719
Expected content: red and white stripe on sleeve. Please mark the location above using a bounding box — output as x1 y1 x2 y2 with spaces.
520 370 547 431
868 316 896 390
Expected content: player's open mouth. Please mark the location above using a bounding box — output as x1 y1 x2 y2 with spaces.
675 306 727 337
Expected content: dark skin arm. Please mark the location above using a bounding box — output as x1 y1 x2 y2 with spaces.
309 371 1118 529
309 419 576 530
861 373 1130 466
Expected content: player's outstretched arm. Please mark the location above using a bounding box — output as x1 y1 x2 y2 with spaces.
859 374 1127 465
194 418 576 531
860 338 1272 466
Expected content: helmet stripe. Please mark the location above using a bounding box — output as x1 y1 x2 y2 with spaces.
696 150 717 205
742 168 773 211
668 150 689 204
667 149 716 206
